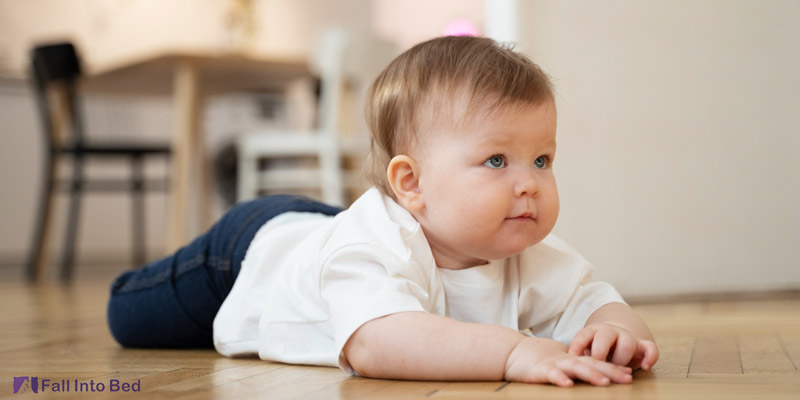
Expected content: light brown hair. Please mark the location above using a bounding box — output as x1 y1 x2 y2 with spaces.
365 35 555 197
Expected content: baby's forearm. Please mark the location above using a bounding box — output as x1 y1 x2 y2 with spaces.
343 311 524 381
585 302 654 341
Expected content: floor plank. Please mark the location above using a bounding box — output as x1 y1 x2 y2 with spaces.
739 334 796 373
649 336 695 379
779 334 800 370
688 337 742 375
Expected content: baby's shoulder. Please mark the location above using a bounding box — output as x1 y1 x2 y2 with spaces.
323 188 424 254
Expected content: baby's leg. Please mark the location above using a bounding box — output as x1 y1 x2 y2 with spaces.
106 195 342 348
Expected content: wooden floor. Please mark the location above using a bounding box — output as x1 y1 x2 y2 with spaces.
1 266 799 399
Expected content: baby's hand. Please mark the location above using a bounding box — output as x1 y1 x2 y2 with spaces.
504 336 633 387
568 322 659 371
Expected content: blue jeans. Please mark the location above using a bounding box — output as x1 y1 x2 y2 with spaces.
106 195 342 348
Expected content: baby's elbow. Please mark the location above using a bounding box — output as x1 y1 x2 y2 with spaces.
343 325 392 378
345 353 374 378
343 339 379 378
343 314 409 378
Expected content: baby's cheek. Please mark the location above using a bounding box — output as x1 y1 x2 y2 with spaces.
543 194 560 224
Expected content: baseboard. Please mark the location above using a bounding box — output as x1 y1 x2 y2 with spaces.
626 288 800 305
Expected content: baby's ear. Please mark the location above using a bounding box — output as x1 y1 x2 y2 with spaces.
387 155 424 212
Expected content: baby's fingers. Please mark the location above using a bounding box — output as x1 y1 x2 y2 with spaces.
610 333 637 366
584 357 633 384
638 340 659 370
569 327 597 356
542 365 574 387
590 328 619 362
556 358 612 386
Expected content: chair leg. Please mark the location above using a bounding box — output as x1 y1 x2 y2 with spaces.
319 136 344 206
131 155 146 267
26 153 56 282
237 145 257 202
60 154 84 281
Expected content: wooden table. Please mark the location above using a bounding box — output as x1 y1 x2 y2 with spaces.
83 50 309 251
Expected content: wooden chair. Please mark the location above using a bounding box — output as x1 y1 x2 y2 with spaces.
26 42 171 281
236 29 368 206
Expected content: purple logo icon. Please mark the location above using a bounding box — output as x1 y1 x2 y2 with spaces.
13 377 38 393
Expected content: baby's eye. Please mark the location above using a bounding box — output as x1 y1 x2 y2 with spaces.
484 155 506 169
534 156 549 169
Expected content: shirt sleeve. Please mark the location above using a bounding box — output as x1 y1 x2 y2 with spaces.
320 243 431 373
517 235 626 345
532 280 626 345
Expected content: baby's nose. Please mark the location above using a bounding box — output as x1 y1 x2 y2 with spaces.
514 170 539 197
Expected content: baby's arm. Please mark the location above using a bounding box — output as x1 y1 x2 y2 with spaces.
568 303 659 370
344 311 633 386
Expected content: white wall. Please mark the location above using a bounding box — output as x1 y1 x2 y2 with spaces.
371 0 484 49
518 1 800 297
0 0 375 75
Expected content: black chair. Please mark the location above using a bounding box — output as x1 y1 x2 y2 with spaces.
26 42 171 281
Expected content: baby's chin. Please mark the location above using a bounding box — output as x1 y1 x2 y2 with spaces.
482 239 544 261
492 234 547 260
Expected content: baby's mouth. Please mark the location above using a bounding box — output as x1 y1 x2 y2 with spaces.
507 212 536 221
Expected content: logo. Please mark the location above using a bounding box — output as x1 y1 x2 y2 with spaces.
13 377 37 394
11 376 140 394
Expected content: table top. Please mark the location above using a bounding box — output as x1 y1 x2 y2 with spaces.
82 49 310 95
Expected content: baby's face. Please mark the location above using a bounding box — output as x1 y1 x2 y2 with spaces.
411 99 559 270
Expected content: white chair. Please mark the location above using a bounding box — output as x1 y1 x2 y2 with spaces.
237 28 367 206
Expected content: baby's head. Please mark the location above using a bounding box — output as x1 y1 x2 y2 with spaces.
365 35 555 197
365 36 559 269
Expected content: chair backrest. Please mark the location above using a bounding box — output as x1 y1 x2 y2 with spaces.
30 42 85 150
309 28 348 136
32 43 82 84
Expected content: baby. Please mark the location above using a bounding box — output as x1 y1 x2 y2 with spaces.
107 35 658 387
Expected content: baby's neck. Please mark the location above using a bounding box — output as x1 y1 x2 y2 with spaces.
430 246 489 271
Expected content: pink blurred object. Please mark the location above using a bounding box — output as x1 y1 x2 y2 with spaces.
443 19 479 37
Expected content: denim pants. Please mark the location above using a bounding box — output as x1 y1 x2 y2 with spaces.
106 195 342 348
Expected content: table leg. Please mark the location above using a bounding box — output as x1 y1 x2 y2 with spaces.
167 59 200 252
197 107 213 235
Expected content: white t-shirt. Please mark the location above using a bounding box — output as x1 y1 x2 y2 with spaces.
213 188 625 372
